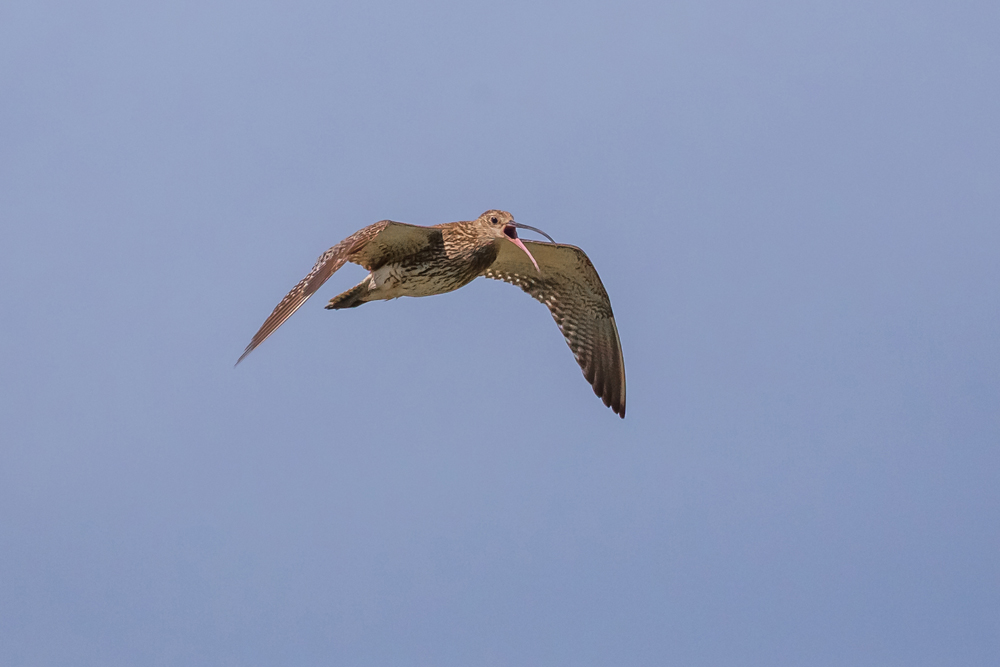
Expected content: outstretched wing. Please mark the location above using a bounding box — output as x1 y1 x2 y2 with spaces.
484 240 626 417
237 221 440 364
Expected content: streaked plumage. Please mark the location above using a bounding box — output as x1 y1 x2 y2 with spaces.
238 210 626 417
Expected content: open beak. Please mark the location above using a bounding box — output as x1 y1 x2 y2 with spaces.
503 224 543 272
510 222 555 243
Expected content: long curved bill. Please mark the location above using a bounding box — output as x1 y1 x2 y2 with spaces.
503 222 554 273
510 236 540 272
511 222 555 243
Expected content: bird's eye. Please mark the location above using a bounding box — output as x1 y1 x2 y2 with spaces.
490 216 498 224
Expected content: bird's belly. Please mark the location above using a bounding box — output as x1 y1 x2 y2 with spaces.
370 262 474 299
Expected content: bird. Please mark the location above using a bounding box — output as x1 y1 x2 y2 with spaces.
237 210 626 417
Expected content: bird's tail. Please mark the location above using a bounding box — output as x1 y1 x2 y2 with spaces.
325 279 370 310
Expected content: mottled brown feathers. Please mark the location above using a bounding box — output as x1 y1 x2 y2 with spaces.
237 221 439 364
483 240 626 418
238 212 626 417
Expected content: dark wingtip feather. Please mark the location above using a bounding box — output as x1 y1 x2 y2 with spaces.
484 239 626 418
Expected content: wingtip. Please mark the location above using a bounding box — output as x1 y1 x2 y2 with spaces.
235 346 253 367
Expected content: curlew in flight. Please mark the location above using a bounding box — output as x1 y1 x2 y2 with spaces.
238 210 626 417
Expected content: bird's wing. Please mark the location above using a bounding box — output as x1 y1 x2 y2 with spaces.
483 240 626 417
237 221 440 364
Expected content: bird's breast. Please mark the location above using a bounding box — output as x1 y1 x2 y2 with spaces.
370 257 481 299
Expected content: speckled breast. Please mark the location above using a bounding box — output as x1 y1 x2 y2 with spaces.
370 241 500 299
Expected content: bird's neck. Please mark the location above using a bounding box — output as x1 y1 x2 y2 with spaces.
441 222 500 271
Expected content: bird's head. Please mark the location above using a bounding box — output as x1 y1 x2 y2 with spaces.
478 209 555 273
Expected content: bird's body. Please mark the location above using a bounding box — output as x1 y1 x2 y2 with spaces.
239 210 627 417
326 220 500 307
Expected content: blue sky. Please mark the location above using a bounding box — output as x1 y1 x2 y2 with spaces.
2 1 998 664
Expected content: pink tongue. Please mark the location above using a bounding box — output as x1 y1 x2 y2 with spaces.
510 237 541 273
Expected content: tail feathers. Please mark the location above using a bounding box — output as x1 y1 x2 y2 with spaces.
325 280 370 310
